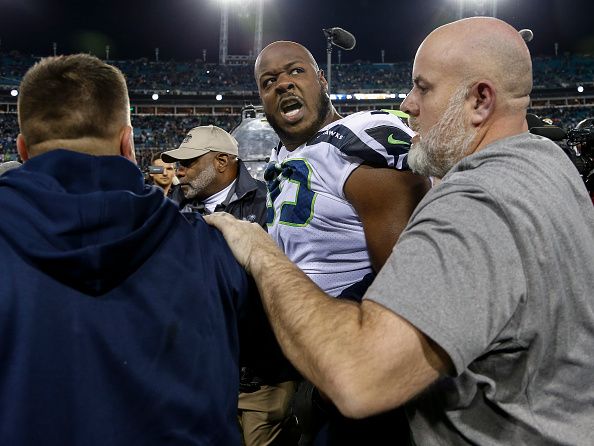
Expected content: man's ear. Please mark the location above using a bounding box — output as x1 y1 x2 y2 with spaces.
119 125 136 163
214 153 230 172
16 134 30 162
469 81 496 126
318 69 328 93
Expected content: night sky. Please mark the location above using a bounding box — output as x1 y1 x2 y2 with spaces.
1 0 594 64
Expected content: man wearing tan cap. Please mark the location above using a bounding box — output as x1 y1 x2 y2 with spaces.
162 125 300 446
162 125 255 215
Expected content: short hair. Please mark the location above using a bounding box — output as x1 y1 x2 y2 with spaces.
151 152 175 165
151 152 165 164
18 54 130 148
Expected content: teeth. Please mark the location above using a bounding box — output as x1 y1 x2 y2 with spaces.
281 98 301 112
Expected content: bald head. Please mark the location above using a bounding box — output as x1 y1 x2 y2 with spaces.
420 17 532 111
255 41 319 81
252 40 338 150
400 17 534 176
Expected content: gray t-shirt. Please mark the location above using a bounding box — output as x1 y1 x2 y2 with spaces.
366 132 594 445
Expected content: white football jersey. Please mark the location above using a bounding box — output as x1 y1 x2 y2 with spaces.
266 110 413 296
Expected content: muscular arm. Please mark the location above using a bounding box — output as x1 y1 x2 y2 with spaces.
204 213 451 418
344 166 430 270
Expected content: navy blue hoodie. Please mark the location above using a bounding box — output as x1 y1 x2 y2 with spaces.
0 149 247 445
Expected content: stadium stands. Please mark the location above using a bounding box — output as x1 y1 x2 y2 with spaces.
0 114 18 162
1 50 593 170
3 51 594 94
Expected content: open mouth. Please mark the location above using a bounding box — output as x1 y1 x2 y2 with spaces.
280 97 304 121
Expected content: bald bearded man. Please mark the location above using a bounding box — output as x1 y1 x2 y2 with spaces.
205 17 594 445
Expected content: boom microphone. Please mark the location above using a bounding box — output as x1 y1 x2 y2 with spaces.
519 29 534 43
323 27 356 51
0 160 21 177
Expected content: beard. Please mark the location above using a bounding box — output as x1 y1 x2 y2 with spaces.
265 82 331 147
408 85 478 179
181 163 217 201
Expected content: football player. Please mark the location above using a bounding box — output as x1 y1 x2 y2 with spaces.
255 41 430 444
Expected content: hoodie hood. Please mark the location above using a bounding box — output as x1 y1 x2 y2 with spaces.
0 149 178 296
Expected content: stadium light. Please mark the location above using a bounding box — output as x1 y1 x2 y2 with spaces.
10 89 18 97
152 93 159 101
216 94 223 101
577 85 584 93
456 0 499 19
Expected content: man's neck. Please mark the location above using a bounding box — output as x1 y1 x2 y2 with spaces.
471 112 529 155
29 137 121 157
202 179 237 212
284 109 343 151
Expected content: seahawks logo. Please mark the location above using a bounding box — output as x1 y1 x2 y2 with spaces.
182 133 192 144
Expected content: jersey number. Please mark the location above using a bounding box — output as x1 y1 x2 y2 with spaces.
267 158 317 227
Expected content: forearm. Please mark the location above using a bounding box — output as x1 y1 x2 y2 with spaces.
247 240 364 393
203 213 448 418
246 241 446 418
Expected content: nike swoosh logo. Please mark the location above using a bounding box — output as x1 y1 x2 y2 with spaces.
387 134 409 145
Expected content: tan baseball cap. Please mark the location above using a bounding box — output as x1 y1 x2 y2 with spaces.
161 125 239 162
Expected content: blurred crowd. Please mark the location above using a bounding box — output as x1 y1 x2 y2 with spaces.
1 107 592 169
2 51 594 93
1 50 593 170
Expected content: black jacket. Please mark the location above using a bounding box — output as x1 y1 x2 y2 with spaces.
182 160 297 384
180 160 267 226
216 160 268 227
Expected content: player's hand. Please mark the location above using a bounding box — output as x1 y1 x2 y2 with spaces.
204 211 275 273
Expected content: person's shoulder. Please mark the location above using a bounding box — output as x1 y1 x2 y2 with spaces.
237 163 268 197
340 110 414 149
331 111 413 169
181 210 249 268
309 110 408 148
180 211 229 245
254 178 268 195
464 132 563 173
341 109 411 130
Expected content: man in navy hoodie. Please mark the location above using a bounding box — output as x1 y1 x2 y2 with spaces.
0 54 248 445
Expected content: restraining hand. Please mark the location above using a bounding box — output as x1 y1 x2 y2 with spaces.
204 211 283 274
